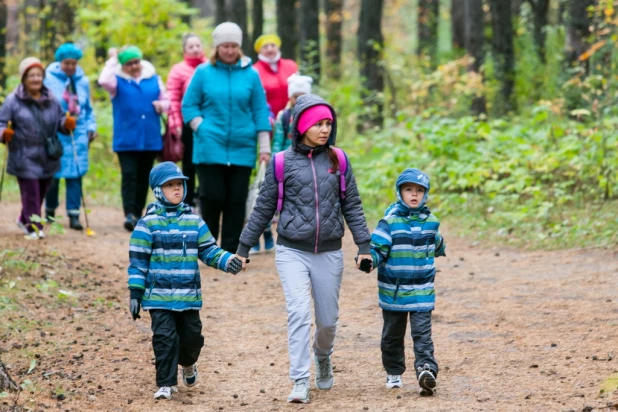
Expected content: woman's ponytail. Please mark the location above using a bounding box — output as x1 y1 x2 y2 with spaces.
327 147 340 173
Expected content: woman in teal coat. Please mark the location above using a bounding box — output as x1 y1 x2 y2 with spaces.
44 43 97 230
182 22 271 252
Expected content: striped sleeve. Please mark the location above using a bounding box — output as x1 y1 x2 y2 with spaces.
128 220 153 290
197 220 233 271
370 219 392 268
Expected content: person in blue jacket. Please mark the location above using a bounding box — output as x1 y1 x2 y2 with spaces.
44 43 97 230
99 45 170 231
182 22 271 252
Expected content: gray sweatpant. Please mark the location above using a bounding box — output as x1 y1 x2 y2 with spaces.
275 245 344 381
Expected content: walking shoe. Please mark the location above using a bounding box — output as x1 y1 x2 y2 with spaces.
24 232 38 240
249 244 261 255
263 233 275 253
287 378 310 403
182 364 198 387
123 213 137 232
417 364 437 396
38 230 45 239
153 386 178 400
69 215 83 231
16 219 29 235
314 356 334 390
386 374 403 389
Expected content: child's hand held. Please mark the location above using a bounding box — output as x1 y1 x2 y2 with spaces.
227 256 245 275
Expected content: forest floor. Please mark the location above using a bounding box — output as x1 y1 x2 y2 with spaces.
1 203 618 412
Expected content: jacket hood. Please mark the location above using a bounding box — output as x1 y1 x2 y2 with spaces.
14 84 54 105
214 55 253 70
46 62 85 81
145 201 192 216
115 60 157 81
384 168 431 218
290 94 337 151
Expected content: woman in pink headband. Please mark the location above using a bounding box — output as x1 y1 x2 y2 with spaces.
236 94 372 403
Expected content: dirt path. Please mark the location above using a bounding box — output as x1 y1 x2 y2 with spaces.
1 202 617 412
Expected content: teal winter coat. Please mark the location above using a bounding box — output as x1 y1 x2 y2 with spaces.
44 63 96 178
181 57 271 168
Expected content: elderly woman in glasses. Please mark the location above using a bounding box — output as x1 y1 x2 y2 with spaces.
98 46 170 231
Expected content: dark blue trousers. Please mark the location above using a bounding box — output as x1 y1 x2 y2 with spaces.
45 177 82 216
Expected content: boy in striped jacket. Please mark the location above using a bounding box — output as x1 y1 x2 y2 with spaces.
363 168 446 396
127 162 243 400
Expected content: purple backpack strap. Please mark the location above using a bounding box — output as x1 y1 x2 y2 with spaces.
274 151 285 212
332 147 348 199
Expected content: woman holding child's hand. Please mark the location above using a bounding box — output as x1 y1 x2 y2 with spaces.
236 94 371 404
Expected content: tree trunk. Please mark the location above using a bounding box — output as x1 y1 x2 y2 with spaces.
252 0 264 58
464 0 486 115
230 0 251 56
0 0 6 93
358 0 384 132
325 0 343 79
215 0 227 24
528 0 550 62
418 0 439 66
511 0 523 17
193 0 215 18
6 0 19 55
565 0 594 73
299 0 320 82
179 0 192 24
452 0 465 49
277 0 298 60
489 0 516 114
56 0 75 41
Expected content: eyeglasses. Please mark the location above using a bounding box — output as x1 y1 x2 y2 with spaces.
124 59 141 68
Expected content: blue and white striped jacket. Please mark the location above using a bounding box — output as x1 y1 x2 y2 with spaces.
128 202 233 311
370 203 446 312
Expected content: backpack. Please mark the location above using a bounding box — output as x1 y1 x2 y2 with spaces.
274 147 348 212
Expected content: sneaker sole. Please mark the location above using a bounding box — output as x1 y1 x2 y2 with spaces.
419 374 436 396
154 393 172 400
287 397 310 404
315 378 334 390
386 382 403 389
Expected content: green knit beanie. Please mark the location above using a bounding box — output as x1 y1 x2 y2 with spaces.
118 46 143 65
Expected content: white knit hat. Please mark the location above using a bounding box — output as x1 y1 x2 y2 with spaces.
287 74 313 98
19 57 44 80
212 22 243 47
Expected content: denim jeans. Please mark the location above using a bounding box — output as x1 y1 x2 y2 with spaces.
45 177 82 216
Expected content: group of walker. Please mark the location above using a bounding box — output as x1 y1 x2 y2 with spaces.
126 24 446 405
0 21 448 405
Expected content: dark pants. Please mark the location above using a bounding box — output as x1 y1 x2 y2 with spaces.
17 177 52 232
381 310 438 378
195 164 252 251
150 309 204 387
117 151 158 217
45 177 82 216
181 125 196 207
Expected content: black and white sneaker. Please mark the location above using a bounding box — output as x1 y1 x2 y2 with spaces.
154 386 178 400
386 374 403 389
182 364 198 387
417 364 436 396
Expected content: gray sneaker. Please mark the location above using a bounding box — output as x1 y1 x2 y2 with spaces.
287 378 310 403
314 356 334 390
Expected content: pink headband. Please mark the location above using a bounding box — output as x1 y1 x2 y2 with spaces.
297 105 333 135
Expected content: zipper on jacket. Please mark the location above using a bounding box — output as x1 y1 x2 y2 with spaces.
227 65 232 166
308 150 320 253
148 273 157 299
182 234 187 257
393 278 400 303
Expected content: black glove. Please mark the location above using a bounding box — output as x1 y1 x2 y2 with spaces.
227 257 243 275
354 256 373 273
129 289 142 320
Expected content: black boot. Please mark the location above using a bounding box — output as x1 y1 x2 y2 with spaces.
45 209 55 222
69 215 83 231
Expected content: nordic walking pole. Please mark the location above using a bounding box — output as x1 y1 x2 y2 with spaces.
0 121 13 204
68 116 96 236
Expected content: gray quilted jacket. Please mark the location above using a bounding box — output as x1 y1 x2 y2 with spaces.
237 94 371 257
